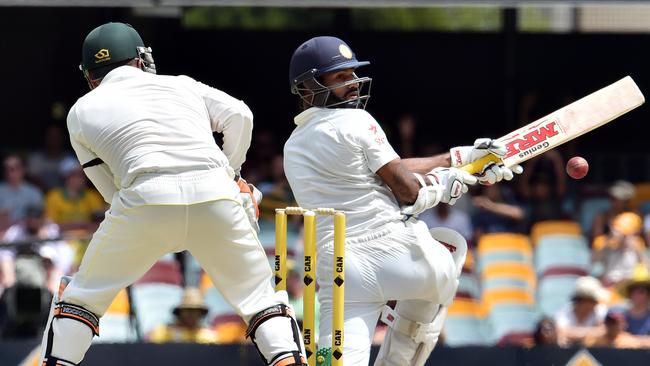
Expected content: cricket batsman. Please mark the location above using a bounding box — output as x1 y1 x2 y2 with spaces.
284 36 523 365
39 22 307 366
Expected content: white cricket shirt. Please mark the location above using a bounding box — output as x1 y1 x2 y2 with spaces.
284 107 402 246
67 66 252 205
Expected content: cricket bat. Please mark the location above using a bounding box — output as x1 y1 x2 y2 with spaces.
460 76 645 174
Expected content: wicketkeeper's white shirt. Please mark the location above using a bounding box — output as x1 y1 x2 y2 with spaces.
67 66 252 205
284 107 402 245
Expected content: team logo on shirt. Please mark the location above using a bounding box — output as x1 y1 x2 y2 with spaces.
94 49 111 63
339 44 353 59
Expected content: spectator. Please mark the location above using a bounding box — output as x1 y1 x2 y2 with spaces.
533 318 559 347
148 287 219 344
257 154 297 223
0 155 43 226
619 265 650 336
518 151 567 203
555 276 608 346
592 180 636 239
44 158 105 228
583 310 648 348
592 212 649 286
523 173 569 230
0 253 52 339
420 204 473 243
27 124 74 191
1 205 74 294
471 184 525 239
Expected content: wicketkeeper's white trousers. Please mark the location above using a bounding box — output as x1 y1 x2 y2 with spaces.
62 197 280 322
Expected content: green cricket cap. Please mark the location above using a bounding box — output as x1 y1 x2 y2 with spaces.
81 22 144 71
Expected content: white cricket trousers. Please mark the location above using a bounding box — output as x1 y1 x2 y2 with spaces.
317 219 458 366
62 197 280 322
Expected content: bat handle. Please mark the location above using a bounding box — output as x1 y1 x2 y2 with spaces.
459 154 503 174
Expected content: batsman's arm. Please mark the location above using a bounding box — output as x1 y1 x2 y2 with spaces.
376 158 421 205
401 153 451 174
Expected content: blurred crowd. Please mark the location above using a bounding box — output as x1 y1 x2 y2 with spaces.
2 113 650 351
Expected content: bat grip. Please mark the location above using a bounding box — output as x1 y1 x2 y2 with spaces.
459 154 503 174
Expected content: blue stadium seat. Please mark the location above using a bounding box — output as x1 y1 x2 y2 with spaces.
486 303 539 343
536 274 580 317
457 272 481 299
535 235 591 276
444 299 491 346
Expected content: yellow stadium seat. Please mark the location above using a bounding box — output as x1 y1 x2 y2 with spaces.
482 288 535 313
530 220 582 245
482 262 537 289
448 298 482 317
477 233 532 257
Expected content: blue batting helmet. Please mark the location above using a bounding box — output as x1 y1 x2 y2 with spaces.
289 36 372 109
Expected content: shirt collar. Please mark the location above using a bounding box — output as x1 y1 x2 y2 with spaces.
100 65 145 85
294 107 340 126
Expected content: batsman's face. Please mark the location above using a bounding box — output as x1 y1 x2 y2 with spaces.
321 68 360 101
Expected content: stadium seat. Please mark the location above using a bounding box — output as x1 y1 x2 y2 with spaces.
457 272 481 300
131 283 183 336
478 251 532 272
482 277 531 292
135 259 183 286
477 233 532 258
94 288 136 343
481 288 535 314
536 274 580 317
444 298 491 346
481 262 537 290
578 197 611 235
486 303 539 343
534 234 590 276
530 220 582 245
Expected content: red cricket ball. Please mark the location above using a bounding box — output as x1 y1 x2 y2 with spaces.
566 156 589 179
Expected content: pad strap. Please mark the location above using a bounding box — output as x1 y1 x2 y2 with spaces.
43 356 77 366
54 302 100 336
246 304 295 339
380 305 436 344
271 351 307 366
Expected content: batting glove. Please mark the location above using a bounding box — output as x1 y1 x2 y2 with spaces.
450 138 523 185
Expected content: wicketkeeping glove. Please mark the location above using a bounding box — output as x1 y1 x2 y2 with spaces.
450 138 523 185
236 178 263 234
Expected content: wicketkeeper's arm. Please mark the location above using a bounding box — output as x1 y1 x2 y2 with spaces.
188 77 253 176
68 108 118 203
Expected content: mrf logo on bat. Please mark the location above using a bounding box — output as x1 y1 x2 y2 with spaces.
503 119 565 160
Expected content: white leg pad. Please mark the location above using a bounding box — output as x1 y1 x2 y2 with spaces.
253 315 306 364
374 304 448 366
48 318 94 364
38 276 96 366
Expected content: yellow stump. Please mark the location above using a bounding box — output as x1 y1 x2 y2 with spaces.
274 209 287 292
302 211 317 365
331 212 346 366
